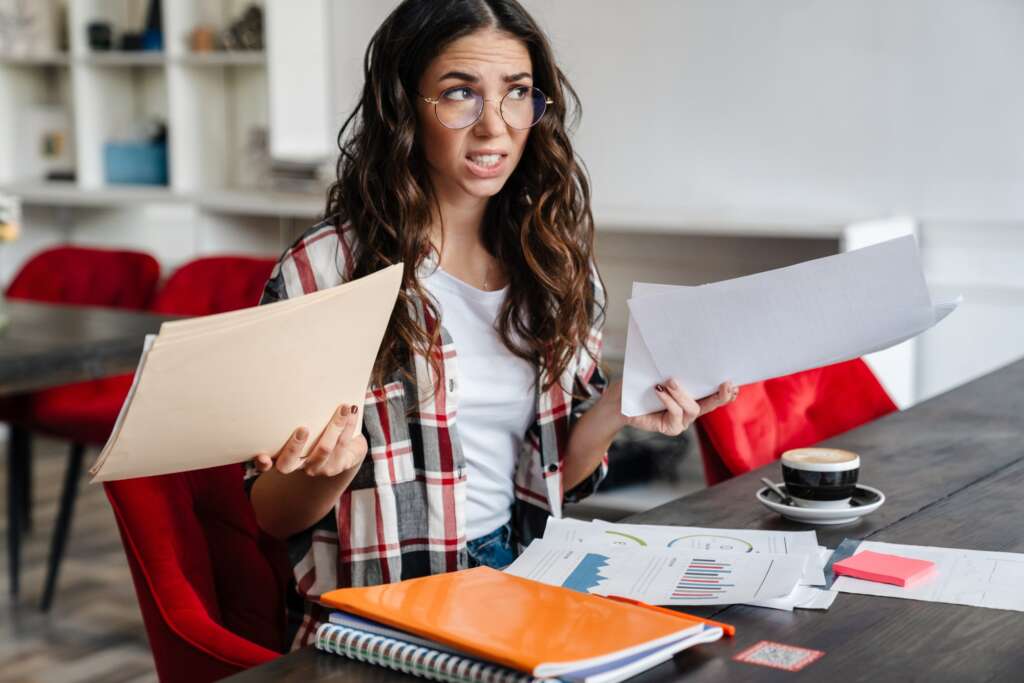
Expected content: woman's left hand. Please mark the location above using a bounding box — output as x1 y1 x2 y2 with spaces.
625 378 738 436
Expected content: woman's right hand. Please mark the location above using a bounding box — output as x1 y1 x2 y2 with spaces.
252 403 368 478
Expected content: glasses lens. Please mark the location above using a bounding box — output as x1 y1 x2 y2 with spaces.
435 87 483 129
502 87 548 129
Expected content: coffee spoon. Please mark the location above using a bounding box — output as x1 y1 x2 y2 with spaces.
761 477 801 507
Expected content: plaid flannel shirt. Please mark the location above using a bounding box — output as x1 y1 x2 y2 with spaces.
244 219 609 650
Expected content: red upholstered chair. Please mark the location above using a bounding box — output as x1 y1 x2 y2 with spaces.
104 465 289 682
2 245 160 602
695 358 899 486
29 255 276 610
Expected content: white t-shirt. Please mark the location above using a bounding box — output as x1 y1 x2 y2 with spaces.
420 264 536 541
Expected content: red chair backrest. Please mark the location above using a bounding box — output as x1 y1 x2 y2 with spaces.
6 245 160 309
104 466 289 682
150 256 276 316
695 359 898 485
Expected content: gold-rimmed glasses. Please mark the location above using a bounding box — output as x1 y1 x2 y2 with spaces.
419 85 554 130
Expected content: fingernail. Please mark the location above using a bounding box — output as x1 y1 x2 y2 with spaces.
295 427 308 441
655 384 665 393
350 405 358 414
338 405 348 417
667 378 679 390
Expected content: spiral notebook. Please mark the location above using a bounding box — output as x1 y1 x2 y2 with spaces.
315 566 730 683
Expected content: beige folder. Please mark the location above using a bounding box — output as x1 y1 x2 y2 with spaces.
89 264 404 482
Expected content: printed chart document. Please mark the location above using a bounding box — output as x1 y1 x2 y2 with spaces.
830 540 1024 611
622 235 960 415
506 538 804 606
544 518 826 586
89 264 404 482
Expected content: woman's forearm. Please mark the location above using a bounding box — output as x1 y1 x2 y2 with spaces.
563 386 627 491
250 463 362 540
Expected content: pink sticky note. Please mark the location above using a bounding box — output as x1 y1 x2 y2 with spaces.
832 550 936 587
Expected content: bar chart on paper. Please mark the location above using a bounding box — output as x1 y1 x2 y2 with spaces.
673 558 735 600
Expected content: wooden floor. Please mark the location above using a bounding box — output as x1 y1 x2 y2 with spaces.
1 436 157 683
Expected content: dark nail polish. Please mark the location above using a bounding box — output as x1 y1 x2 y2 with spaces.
350 405 358 414
655 384 665 393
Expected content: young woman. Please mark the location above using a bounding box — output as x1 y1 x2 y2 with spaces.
246 0 738 650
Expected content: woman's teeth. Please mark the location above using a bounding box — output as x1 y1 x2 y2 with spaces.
469 154 501 167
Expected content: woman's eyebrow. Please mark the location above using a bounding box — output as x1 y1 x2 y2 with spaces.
438 70 532 83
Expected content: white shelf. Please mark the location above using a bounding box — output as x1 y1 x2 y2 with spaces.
0 53 71 66
0 180 180 207
79 51 167 67
0 180 322 217
175 51 266 67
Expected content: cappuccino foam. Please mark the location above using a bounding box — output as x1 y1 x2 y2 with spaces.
782 448 858 465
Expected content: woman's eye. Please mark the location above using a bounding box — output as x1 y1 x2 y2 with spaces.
443 87 475 102
508 86 529 100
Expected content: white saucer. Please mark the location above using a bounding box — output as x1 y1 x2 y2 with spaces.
756 483 885 525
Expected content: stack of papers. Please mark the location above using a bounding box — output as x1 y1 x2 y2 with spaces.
622 235 960 415
507 518 837 611
89 264 404 482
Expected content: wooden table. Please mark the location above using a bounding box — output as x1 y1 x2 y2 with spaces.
227 357 1024 681
3 300 176 601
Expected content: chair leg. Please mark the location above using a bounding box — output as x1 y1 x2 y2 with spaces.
40 442 85 612
16 428 32 533
6 429 25 600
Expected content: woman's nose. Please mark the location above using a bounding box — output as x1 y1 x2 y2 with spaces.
475 99 506 134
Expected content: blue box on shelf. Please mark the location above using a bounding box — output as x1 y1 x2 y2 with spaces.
103 141 168 185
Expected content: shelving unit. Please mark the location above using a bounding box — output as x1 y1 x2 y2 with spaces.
0 0 301 216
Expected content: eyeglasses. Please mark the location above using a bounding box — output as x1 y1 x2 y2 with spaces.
418 85 554 130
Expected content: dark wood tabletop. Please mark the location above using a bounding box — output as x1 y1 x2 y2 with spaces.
226 356 1024 682
0 300 176 395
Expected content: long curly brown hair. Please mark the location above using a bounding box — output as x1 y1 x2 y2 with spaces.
325 0 604 394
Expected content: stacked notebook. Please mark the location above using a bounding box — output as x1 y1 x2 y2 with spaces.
89 264 403 482
315 566 731 683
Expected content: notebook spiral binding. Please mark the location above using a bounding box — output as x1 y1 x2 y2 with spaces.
314 622 555 683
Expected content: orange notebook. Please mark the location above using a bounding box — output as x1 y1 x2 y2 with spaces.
318 566 731 681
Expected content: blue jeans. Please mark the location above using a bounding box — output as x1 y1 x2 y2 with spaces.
466 523 516 570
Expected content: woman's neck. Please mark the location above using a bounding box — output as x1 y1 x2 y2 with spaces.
428 198 505 290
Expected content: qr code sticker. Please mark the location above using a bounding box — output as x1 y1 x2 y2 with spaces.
733 640 824 672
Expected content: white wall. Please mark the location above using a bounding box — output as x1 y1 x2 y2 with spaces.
522 0 1024 223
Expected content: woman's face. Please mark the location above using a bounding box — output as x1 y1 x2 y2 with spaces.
415 28 533 204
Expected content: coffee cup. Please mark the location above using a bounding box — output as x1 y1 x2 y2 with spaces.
780 448 859 508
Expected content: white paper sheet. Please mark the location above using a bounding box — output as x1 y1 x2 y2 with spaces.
747 548 837 611
505 538 805 606
831 541 1024 611
622 235 960 416
544 518 826 587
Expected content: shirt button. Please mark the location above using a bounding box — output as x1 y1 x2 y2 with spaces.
547 464 558 473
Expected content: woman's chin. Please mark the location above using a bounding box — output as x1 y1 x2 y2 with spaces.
459 176 506 198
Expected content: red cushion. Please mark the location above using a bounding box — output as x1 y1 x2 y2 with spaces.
7 244 159 309
105 465 289 682
28 256 277 445
30 374 135 444
150 256 276 316
695 359 898 485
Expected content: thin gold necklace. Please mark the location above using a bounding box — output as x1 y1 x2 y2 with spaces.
482 258 492 291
